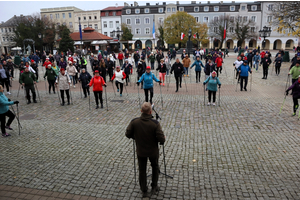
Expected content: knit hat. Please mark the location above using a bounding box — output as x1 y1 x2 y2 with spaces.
31 59 34 63
47 64 51 67
60 68 65 72
125 59 128 61
243 60 248 63
46 58 49 60
116 66 120 68
296 61 300 64
212 71 216 75
95 70 99 73
146 66 151 69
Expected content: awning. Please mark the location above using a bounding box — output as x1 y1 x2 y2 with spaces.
74 41 83 45
91 40 108 45
120 40 135 44
11 47 22 50
108 40 119 44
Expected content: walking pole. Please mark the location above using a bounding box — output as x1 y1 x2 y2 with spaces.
133 139 136 184
235 73 239 92
271 62 274 75
35 83 41 102
159 83 163 109
79 84 83 98
224 65 227 77
162 144 167 185
10 105 22 135
203 84 205 105
250 73 252 91
184 75 188 92
137 83 141 109
17 84 21 97
44 79 47 94
167 74 170 91
124 82 128 96
111 81 116 96
279 75 290 115
56 85 61 105
104 85 108 111
218 86 221 107
69 87 73 105
134 75 136 90
89 93 91 110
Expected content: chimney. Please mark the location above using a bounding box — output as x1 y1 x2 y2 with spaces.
208 1 210 4
131 4 133 7
146 3 150 6
232 1 235 3
163 2 166 5
134 1 138 7
191 1 196 4
176 1 179 5
220 1 223 4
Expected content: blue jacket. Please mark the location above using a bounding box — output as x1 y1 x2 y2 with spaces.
253 55 260 63
138 72 159 89
0 92 14 114
238 64 251 77
22 57 30 63
203 76 221 92
190 60 205 71
32 55 40 63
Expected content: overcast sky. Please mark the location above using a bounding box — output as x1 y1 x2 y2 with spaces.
0 0 262 23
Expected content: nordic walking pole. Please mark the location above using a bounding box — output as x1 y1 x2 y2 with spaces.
89 93 91 110
35 83 41 102
17 84 21 97
104 85 108 111
271 62 274 75
79 83 83 98
235 73 239 92
159 82 163 109
224 65 227 77
162 144 167 185
137 83 141 109
111 81 116 96
44 79 47 94
279 75 290 115
250 72 252 91
10 105 22 135
133 139 136 184
184 75 188 92
218 86 221 107
203 84 205 105
124 82 128 96
56 85 61 105
69 87 73 105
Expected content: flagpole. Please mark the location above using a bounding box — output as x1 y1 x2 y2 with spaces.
79 18 83 54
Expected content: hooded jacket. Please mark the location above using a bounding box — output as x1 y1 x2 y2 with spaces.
138 72 159 89
89 75 105 92
190 60 205 72
0 92 14 114
203 76 221 92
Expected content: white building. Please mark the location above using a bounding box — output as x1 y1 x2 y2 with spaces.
101 6 123 37
74 10 101 33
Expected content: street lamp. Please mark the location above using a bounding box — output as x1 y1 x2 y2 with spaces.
259 26 271 50
112 27 123 52
188 28 192 57
38 33 42 54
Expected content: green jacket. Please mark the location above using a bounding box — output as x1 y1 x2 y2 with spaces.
79 57 87 66
19 71 36 85
44 68 57 81
149 55 156 63
52 66 60 76
289 65 300 79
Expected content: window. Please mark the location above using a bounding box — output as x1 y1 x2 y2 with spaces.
158 8 164 13
69 22 73 28
126 19 131 25
194 7 199 12
145 28 150 34
158 18 164 24
89 16 92 20
105 12 109 16
214 16 219 22
95 24 98 30
251 16 256 22
238 16 242 22
5 28 7 32
172 7 176 12
251 5 257 11
116 21 120 28
109 21 113 28
136 28 141 34
78 17 81 21
84 25 87 28
268 4 273 11
230 16 235 22
286 40 291 47
2 37 5 42
145 8 150 13
267 16 272 22
179 7 184 11
213 27 218 33
243 16 248 22
241 6 246 11
8 28 11 32
203 17 209 23
230 6 235 11
110 32 113 37
63 22 66 26
126 9 131 14
145 18 150 24
83 16 86 20
103 21 107 28
94 16 97 20
1 28 3 33
135 18 140 24
214 6 219 11
89 24 92 28
68 13 72 18
229 27 234 33
44 14 47 18
167 8 171 12
62 13 65 19
204 6 209 11
56 14 59 19
195 17 199 22
50 14 53 19
104 32 107 36
112 11 116 16
250 27 255 33
135 9 140 14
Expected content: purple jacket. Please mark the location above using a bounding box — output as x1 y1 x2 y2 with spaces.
98 54 102 61
58 61 67 70
287 80 300 97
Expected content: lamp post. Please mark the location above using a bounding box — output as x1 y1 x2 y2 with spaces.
188 28 192 57
259 26 271 50
38 33 42 54
112 27 123 52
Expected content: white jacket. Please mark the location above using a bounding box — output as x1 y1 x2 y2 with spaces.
56 73 71 90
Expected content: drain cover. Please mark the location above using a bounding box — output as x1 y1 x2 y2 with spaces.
110 100 124 103
19 114 36 120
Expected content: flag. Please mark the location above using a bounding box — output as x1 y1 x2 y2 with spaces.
193 34 197 39
223 21 226 39
181 32 185 40
79 21 82 41
152 23 155 39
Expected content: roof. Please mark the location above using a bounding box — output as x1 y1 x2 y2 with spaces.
101 6 124 11
70 31 112 41
0 15 25 28
83 27 94 31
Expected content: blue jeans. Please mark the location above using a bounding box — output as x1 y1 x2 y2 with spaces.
254 62 259 71
69 75 76 85
135 61 138 68
184 67 189 75
166 68 169 75
151 62 154 70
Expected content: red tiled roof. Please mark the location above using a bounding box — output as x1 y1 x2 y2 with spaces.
101 6 124 11
83 27 94 31
70 31 112 41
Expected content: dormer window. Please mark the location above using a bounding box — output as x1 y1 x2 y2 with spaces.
204 6 209 11
214 6 219 11
126 9 131 14
135 9 140 14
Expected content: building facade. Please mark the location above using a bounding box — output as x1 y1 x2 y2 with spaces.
0 15 20 54
100 6 123 37
74 10 101 33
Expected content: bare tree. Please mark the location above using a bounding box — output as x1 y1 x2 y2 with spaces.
208 15 232 49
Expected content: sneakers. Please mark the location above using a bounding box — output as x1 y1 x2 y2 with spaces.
33 100 37 103
73 85 76 88
151 186 159 194
175 90 178 92
120 94 122 97
163 83 165 86
244 88 247 91
212 103 216 106
27 101 31 104
101 104 103 109
5 126 13 130
6 92 11 95
96 105 99 109
292 112 296 116
117 89 119 92
70 84 72 87
2 133 11 137
207 102 211 106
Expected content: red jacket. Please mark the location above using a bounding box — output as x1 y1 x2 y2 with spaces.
89 75 106 91
43 61 52 68
215 57 223 67
260 52 266 59
118 53 124 60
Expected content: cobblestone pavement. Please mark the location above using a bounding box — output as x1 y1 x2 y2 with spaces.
0 53 300 199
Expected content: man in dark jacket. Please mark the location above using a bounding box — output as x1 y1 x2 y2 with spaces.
79 68 92 98
170 58 184 92
126 102 165 197
44 64 57 94
137 61 145 89
106 57 114 81
92 57 100 70
247 50 254 68
122 59 132 86
261 53 272 79
286 75 300 116
19 67 37 104
290 55 300 70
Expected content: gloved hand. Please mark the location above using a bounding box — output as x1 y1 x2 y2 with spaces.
44 77 46 80
14 101 19 104
8 99 11 102
170 72 173 74
219 85 221 88
203 83 206 85
158 81 162 84
286 90 289 96
104 84 107 87
159 142 164 145
136 82 140 86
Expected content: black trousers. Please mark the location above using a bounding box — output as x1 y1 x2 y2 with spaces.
235 69 240 81
175 76 182 91
35 69 39 80
293 95 300 113
115 81 123 94
208 90 216 102
216 67 222 77
263 66 269 78
108 70 113 81
94 91 103 105
137 155 159 192
200 55 203 60
125 73 130 84
119 59 123 66
240 76 248 90
60 90 70 104
1 78 10 92
82 86 90 97
48 80 55 93
0 110 15 134
25 85 36 102
275 65 281 75
144 88 153 104
248 61 253 68
195 71 201 82
291 79 297 95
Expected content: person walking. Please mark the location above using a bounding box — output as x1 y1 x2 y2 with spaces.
19 66 37 104
118 51 124 67
137 61 146 89
170 58 184 92
190 56 205 83
274 54 283 75
203 71 221 106
122 59 132 86
0 64 11 95
66 61 78 88
55 68 71 106
247 50 254 68
233 56 243 81
79 68 92 98
261 53 272 79
137 66 161 104
149 52 156 70
238 60 252 91
204 59 216 80
286 75 300 116
289 61 300 94
0 85 19 137
253 52 261 72
182 54 191 77
164 55 171 76
58 57 67 70
215 54 223 77
106 57 114 81
156 59 167 86
89 70 106 109
99 59 107 83
125 102 165 198
111 66 126 97
44 64 57 94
